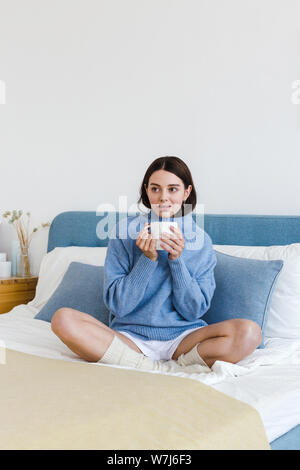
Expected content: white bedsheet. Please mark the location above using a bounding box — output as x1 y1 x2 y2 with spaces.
1 303 300 443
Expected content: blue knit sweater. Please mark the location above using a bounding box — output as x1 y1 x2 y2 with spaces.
103 210 217 341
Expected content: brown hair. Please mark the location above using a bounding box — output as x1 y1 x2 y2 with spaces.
137 156 197 216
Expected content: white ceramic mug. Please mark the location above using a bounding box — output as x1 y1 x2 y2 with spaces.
150 221 178 250
0 253 7 262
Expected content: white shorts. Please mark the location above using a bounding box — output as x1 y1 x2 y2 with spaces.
118 326 204 361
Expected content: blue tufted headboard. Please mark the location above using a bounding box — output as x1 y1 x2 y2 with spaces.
47 211 300 252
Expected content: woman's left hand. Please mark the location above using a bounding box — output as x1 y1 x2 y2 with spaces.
160 225 185 260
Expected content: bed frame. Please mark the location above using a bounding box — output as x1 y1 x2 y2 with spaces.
47 211 300 450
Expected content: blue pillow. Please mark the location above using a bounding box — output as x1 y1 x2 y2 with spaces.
202 251 284 348
34 262 110 325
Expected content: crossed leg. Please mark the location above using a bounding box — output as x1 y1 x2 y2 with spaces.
172 318 262 367
51 308 142 362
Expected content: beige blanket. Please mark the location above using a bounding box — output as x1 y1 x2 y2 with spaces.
0 348 270 450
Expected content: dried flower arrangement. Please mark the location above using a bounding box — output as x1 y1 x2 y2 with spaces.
2 210 50 276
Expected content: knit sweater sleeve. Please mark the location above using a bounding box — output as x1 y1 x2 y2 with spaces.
103 237 158 317
168 233 217 322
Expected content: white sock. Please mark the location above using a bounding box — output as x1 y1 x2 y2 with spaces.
98 335 156 370
177 343 211 370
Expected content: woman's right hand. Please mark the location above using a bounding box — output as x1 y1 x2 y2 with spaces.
136 223 158 262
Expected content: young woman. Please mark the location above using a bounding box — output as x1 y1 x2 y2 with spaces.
51 156 262 371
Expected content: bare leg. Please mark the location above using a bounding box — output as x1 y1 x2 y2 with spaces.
172 319 262 367
51 307 142 362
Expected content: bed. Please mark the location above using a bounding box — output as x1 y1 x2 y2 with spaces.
1 211 300 450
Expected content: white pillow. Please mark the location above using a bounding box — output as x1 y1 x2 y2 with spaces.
213 243 300 340
29 247 108 312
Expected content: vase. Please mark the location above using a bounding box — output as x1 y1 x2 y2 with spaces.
17 246 31 277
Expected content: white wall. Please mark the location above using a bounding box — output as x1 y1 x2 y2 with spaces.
1 0 300 275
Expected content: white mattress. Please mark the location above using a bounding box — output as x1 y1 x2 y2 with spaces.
1 303 300 444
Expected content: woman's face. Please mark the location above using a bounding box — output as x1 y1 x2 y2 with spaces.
145 169 192 218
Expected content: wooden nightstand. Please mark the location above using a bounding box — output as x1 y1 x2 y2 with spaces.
0 276 38 314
